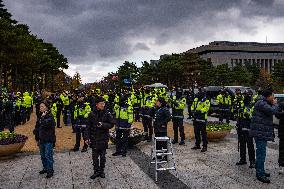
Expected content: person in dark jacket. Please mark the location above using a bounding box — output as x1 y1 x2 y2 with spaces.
276 102 284 174
153 97 171 159
249 89 283 183
0 95 4 132
33 101 56 179
87 97 115 180
3 94 16 133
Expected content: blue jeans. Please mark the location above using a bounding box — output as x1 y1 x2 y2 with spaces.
39 143 54 171
255 139 267 177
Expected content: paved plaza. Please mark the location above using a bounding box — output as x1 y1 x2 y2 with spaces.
1 131 284 189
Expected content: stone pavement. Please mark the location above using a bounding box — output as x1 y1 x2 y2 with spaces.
1 134 284 189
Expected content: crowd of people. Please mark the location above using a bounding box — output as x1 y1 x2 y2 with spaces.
0 86 284 184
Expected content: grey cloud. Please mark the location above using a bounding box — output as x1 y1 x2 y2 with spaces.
134 42 150 51
3 0 284 68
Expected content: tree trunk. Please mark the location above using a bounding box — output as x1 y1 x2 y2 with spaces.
0 63 2 94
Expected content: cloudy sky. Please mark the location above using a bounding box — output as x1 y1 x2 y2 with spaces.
3 0 284 83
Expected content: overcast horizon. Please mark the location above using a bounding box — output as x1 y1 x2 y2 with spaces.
4 0 284 83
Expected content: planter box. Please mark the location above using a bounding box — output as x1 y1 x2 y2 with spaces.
207 130 231 142
0 141 27 157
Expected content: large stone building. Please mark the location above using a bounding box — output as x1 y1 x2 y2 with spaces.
187 41 284 73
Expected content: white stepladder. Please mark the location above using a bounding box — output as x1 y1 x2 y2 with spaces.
150 136 177 182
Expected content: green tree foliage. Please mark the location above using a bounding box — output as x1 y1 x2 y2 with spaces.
0 0 68 92
117 61 139 86
231 63 252 86
272 61 284 86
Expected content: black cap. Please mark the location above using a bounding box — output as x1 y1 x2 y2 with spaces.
262 89 273 98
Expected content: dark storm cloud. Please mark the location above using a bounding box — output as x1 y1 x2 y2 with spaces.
134 43 150 51
3 0 284 66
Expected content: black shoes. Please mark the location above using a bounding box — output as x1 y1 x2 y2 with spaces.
172 140 178 144
39 170 47 174
46 171 54 179
179 141 185 145
81 147 88 153
112 152 121 156
90 172 101 179
265 173 270 177
257 176 270 183
191 146 201 150
72 147 79 152
121 153 127 157
100 172 106 178
90 172 105 179
249 162 255 168
201 147 207 152
236 161 247 166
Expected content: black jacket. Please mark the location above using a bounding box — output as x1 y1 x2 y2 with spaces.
33 112 56 144
276 102 284 138
87 109 115 149
153 106 171 133
250 96 284 141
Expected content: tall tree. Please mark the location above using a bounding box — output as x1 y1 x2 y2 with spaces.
272 61 284 86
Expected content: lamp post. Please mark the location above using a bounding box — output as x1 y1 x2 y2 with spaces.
190 71 200 96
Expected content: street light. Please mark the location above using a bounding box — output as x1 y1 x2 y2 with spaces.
190 71 200 96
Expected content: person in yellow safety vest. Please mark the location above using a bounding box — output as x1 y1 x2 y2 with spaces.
51 102 57 125
23 91 33 123
103 94 109 102
112 95 134 157
60 92 70 125
15 94 22 125
51 98 62 128
133 90 141 122
72 94 91 152
191 89 210 152
216 89 232 124
140 94 155 142
235 90 255 168
171 89 187 145
232 88 244 119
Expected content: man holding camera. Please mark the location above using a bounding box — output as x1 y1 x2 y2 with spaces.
87 97 115 179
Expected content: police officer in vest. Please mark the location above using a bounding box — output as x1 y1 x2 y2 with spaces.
217 89 231 124
236 90 255 168
72 94 92 152
141 94 154 142
171 88 187 145
112 95 134 157
191 89 210 152
60 92 70 125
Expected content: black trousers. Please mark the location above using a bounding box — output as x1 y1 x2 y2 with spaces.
219 109 230 124
134 107 140 121
173 118 185 142
279 137 284 167
193 120 208 147
56 110 61 128
115 128 130 154
63 105 69 124
142 117 153 139
74 127 88 149
238 130 255 162
92 148 107 172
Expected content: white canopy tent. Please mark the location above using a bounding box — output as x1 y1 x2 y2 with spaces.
144 83 167 88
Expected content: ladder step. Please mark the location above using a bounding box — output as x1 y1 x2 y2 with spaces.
156 167 176 171
150 160 168 164
156 153 173 156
